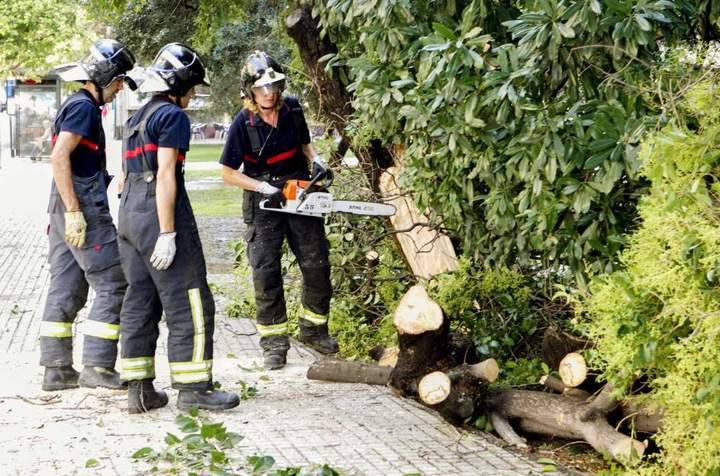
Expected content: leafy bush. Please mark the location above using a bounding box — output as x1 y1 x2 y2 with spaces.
581 81 720 475
310 0 718 286
430 258 539 360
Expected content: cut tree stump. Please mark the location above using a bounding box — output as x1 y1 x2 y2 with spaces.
542 325 591 370
559 352 588 388
390 284 449 395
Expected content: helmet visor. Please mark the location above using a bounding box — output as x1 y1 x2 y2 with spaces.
251 83 283 96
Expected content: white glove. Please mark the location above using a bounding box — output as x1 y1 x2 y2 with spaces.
64 211 87 248
311 155 328 178
150 232 177 270
312 155 327 168
254 181 280 196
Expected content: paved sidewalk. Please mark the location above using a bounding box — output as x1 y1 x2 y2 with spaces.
0 157 551 475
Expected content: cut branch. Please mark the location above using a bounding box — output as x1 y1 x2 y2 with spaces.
559 352 588 388
306 359 392 385
490 412 528 449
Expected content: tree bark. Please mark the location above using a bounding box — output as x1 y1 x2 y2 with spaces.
390 285 450 395
541 325 591 370
306 359 392 385
488 389 646 464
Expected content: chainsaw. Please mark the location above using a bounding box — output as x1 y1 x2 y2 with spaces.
258 169 396 218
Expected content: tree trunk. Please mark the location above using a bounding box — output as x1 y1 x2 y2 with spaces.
306 359 392 385
487 389 646 464
390 284 449 395
378 165 459 278
285 6 458 279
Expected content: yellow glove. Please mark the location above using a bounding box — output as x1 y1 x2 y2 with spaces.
64 210 87 247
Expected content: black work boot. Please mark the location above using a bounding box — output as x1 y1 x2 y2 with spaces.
128 380 169 414
263 350 287 370
42 365 79 391
177 383 240 411
261 334 290 370
79 367 126 390
298 320 339 354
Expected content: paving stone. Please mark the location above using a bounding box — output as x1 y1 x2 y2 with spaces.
0 157 559 475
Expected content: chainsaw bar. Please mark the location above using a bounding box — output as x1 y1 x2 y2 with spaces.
259 192 396 218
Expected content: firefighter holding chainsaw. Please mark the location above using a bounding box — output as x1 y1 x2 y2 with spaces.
220 51 338 369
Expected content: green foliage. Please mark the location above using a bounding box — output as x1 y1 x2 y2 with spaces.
324 164 412 359
0 0 95 77
115 0 198 62
226 238 257 319
104 0 298 116
310 0 718 285
131 409 244 474
247 455 341 476
500 357 550 385
131 410 341 475
200 0 295 116
581 80 720 475
237 379 259 400
430 258 539 359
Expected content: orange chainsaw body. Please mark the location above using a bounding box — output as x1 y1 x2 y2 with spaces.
282 180 312 200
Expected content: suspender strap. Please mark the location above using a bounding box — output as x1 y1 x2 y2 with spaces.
244 111 263 154
288 103 305 136
123 100 171 181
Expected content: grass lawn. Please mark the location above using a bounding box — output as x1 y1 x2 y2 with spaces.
184 169 223 181
186 143 224 163
188 186 243 217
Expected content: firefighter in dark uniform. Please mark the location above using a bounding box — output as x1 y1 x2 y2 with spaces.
220 51 338 370
40 39 136 391
118 43 239 413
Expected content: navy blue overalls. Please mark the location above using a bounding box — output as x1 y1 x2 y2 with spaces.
117 95 215 390
219 96 332 355
39 89 127 369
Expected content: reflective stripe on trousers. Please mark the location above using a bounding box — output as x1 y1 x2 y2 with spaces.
244 208 332 351
39 171 127 368
118 173 215 389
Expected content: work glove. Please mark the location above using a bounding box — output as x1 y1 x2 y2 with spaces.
311 156 328 180
255 181 286 208
64 211 87 248
150 232 177 271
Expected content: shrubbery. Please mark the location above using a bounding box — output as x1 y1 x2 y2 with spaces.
581 81 720 475
430 258 539 359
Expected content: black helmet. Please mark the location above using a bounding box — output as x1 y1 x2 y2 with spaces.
141 43 210 97
241 51 286 101
54 39 137 90
85 39 136 89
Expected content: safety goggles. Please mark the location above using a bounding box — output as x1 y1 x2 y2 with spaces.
251 83 282 96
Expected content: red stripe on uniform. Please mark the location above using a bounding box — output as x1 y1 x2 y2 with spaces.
178 154 185 162
51 135 100 151
244 154 258 164
266 148 298 165
124 143 158 159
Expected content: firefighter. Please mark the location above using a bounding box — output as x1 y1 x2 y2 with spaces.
40 39 136 391
118 43 239 413
220 51 338 370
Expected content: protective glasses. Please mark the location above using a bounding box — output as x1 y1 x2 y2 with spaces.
252 83 282 96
